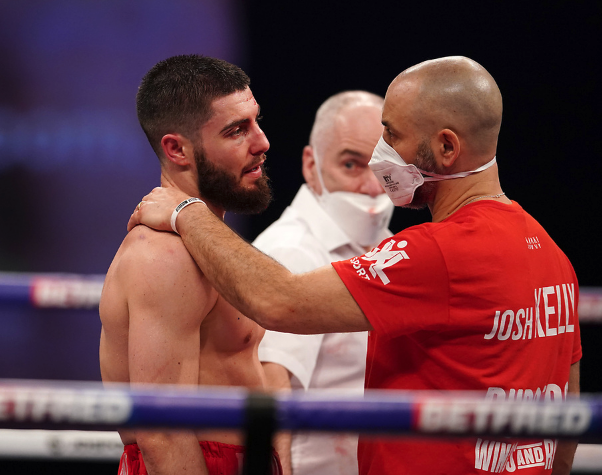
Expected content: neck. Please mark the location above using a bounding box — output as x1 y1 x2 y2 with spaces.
428 165 509 222
160 170 226 221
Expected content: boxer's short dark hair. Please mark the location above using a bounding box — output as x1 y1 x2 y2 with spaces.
137 54 250 156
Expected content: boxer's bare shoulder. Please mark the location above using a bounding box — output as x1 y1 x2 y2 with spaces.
99 224 218 385
100 225 267 445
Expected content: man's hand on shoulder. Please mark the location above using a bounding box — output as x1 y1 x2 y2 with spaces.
128 185 192 232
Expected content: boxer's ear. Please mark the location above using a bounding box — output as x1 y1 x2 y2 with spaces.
160 134 194 166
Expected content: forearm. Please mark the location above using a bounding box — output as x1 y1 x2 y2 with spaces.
177 204 369 334
178 204 291 328
130 187 371 333
137 431 208 475
552 440 578 475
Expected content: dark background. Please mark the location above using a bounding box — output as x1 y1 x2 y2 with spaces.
0 0 600 473
244 0 602 283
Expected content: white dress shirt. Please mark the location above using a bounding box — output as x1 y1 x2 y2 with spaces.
255 184 391 475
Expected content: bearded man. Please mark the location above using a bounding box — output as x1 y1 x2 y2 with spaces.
99 54 281 475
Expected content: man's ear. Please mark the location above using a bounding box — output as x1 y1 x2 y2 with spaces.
160 134 194 166
436 129 461 169
301 145 321 194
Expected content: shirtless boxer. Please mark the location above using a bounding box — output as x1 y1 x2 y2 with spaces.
99 54 281 475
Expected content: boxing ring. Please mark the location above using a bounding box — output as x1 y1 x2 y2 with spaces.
1 271 602 473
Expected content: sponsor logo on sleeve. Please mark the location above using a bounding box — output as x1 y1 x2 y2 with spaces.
348 239 409 285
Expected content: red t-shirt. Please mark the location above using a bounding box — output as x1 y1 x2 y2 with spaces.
333 201 581 475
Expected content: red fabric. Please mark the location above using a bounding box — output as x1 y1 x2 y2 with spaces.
333 201 581 475
118 441 282 475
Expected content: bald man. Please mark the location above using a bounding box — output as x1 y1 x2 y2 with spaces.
130 57 581 475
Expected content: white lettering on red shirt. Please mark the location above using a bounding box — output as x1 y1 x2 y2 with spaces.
484 283 576 341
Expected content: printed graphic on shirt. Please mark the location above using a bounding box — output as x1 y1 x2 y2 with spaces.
472 384 573 472
525 236 541 250
486 384 569 402
484 284 576 341
417 383 587 436
416 382 583 473
351 239 409 284
474 439 556 472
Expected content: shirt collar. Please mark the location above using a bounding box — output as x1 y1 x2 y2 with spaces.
290 184 392 254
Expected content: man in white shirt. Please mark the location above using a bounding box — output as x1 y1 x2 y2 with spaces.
255 91 394 475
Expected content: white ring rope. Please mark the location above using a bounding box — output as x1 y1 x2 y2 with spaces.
0 429 122 461
0 429 598 473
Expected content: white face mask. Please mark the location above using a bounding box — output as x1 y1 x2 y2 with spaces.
369 136 497 206
313 150 394 247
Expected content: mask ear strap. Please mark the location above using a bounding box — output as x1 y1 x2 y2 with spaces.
312 146 330 196
421 156 497 181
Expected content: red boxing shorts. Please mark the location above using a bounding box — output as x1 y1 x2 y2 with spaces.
119 441 283 475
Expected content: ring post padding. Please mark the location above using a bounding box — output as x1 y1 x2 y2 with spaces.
243 392 277 475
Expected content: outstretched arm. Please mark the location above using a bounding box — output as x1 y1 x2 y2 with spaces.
128 186 372 335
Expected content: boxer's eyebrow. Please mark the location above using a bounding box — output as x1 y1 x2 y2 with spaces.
221 118 248 134
220 107 262 134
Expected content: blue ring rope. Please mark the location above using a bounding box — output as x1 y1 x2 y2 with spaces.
1 272 601 322
0 380 600 441
0 272 105 307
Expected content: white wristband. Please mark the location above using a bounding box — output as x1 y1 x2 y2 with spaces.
170 198 205 234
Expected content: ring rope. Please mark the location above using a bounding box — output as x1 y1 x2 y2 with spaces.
0 429 122 460
1 272 602 322
0 272 105 308
1 380 601 441
0 431 600 472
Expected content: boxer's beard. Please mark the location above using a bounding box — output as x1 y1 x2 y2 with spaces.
194 147 272 214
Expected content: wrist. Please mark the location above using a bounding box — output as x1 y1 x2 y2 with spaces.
171 198 206 234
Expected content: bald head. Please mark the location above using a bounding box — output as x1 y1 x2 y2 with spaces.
388 56 503 158
302 90 385 199
309 90 384 156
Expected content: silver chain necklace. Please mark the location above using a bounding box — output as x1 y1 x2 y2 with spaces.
465 192 506 206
